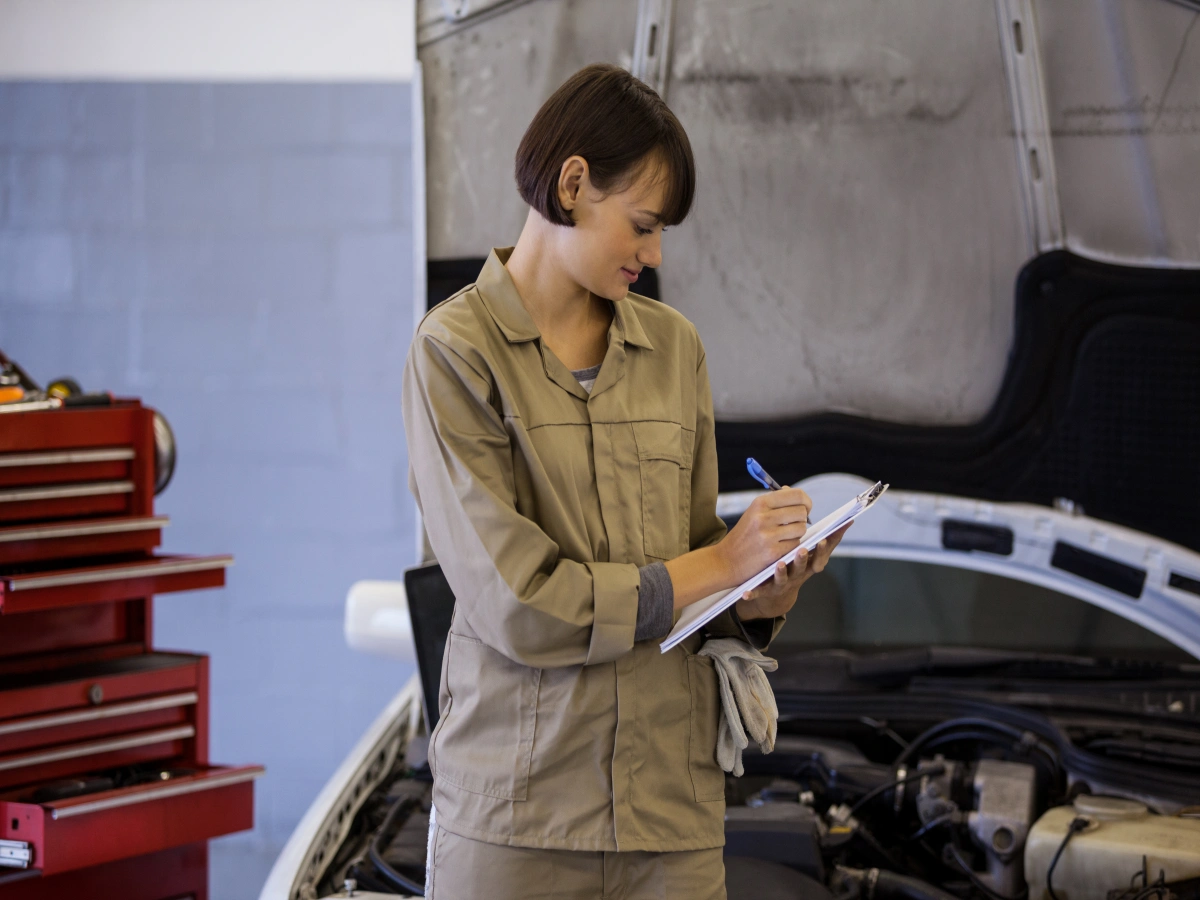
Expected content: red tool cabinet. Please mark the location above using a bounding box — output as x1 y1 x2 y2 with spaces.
0 400 261 900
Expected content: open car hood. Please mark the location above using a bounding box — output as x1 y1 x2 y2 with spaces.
718 473 1200 659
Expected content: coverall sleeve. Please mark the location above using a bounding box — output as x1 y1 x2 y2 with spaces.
402 330 640 670
689 342 787 649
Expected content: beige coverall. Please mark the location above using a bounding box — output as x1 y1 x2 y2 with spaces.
402 248 784 898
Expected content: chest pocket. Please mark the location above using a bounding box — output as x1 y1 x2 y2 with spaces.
633 420 694 561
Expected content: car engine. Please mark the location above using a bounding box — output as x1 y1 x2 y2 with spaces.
314 699 1200 900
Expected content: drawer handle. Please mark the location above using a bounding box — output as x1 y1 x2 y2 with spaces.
51 766 265 819
9 556 233 591
0 448 134 469
0 482 133 504
0 725 194 773
0 516 169 545
0 693 198 737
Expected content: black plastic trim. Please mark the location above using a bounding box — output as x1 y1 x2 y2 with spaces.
1051 542 1146 599
428 258 486 311
404 563 457 732
1169 572 1200 597
941 520 1014 556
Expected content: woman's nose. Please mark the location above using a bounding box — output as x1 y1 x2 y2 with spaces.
639 235 663 269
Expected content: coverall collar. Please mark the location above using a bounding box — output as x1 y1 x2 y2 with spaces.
475 247 656 352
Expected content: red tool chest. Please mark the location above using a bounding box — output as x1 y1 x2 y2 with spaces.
0 400 260 900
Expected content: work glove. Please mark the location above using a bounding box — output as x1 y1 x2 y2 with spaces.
697 637 779 777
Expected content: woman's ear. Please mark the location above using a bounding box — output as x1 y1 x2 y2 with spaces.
557 155 589 217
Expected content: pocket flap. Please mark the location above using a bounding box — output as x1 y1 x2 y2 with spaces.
633 421 684 464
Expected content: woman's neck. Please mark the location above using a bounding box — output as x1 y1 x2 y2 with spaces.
505 209 612 370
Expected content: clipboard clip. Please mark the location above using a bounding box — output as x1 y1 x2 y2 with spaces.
860 481 889 505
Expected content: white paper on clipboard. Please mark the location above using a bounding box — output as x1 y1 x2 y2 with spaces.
659 481 889 653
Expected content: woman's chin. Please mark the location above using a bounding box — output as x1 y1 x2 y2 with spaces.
590 283 629 303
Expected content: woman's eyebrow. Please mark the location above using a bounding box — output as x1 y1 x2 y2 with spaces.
635 208 663 223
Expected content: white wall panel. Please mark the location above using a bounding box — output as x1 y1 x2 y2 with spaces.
0 0 414 81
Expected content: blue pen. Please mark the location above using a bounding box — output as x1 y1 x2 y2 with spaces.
746 457 812 524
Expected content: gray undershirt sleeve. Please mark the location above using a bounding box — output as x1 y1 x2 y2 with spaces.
635 561 675 642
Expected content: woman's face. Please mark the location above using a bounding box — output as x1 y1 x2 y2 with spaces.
555 156 668 302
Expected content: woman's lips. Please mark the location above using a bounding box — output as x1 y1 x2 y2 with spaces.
620 267 640 283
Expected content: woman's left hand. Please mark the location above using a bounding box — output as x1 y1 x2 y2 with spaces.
735 523 851 621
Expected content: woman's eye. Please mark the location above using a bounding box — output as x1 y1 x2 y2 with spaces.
635 225 653 236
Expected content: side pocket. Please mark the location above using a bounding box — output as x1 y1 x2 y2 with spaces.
634 420 692 561
431 632 541 801
687 654 726 802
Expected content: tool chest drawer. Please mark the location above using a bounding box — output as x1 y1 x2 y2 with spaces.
0 653 202 725
0 554 231 615
0 480 134 525
0 763 262 877
0 405 156 526
0 447 134 490
0 653 206 790
0 517 167 567
0 602 148 671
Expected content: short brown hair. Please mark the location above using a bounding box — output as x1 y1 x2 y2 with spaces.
515 64 695 228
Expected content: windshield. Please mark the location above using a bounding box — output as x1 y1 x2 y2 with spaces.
774 556 1196 663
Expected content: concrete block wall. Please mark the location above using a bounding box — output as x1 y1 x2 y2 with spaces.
0 81 418 898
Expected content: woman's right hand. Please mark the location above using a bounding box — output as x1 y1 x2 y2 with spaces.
716 487 813 585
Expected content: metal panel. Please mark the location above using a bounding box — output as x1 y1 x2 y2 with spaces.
1038 0 1200 265
663 0 1029 424
417 0 1200 427
419 0 1030 425
418 0 641 259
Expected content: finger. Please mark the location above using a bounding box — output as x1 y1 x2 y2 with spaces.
767 521 809 546
773 559 788 586
760 486 813 516
825 525 854 554
787 549 809 582
758 504 812 533
823 523 851 552
812 538 840 573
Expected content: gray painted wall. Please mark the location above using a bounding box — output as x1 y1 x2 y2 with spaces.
0 81 417 898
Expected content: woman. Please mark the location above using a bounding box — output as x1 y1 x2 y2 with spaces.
402 63 846 900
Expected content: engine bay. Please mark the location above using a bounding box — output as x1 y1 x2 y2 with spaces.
313 648 1200 900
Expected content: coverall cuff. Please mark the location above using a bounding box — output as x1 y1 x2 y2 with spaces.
583 562 642 665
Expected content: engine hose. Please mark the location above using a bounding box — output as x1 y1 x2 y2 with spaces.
841 867 961 900
919 731 1060 777
366 797 426 896
848 765 946 818
875 871 965 900
893 718 1061 776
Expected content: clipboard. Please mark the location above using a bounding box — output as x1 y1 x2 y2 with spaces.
659 481 888 653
